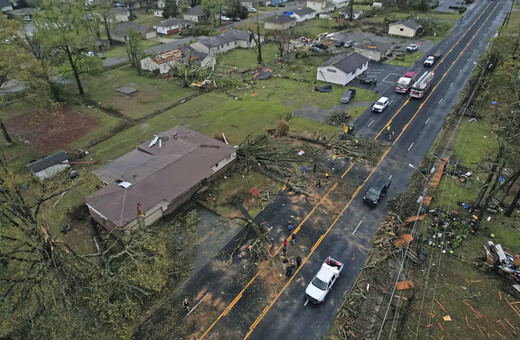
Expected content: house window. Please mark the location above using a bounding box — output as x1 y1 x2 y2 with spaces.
400 28 404 31
327 68 336 73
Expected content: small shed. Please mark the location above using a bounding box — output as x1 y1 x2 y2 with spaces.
388 19 423 38
28 151 70 180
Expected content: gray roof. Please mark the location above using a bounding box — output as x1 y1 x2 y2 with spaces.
28 151 69 173
5 7 38 15
179 45 208 61
391 19 422 31
114 22 154 36
0 0 13 10
197 29 252 48
184 5 204 16
264 15 296 24
87 126 235 227
294 7 315 16
155 18 192 28
152 38 197 54
320 52 369 74
355 40 392 53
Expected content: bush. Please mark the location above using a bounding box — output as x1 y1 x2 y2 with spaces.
179 25 217 37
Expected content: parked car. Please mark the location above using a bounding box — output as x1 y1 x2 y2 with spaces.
221 15 231 21
372 96 389 112
114 2 123 7
247 6 257 12
277 3 286 7
359 74 378 86
96 52 106 59
406 43 418 52
84 51 95 57
363 176 391 206
309 45 322 52
343 40 354 48
340 88 357 104
268 3 276 6
335 40 345 47
313 43 328 50
232 17 241 21
305 256 344 304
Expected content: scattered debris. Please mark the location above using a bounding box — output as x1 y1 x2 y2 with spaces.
253 68 273 80
396 280 414 290
314 84 332 92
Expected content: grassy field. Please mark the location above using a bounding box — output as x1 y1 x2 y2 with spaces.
133 9 164 27
387 51 425 67
103 39 162 59
84 65 197 119
296 18 340 38
503 6 520 33
218 44 279 68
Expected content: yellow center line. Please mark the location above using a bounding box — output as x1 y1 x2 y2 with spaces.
242 3 499 339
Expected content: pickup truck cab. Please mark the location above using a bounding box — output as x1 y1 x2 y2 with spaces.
424 56 435 67
372 96 389 112
305 257 344 304
406 44 418 52
363 176 391 206
340 89 357 104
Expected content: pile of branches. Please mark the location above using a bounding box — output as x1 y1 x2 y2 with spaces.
289 134 384 165
326 109 350 126
237 134 316 192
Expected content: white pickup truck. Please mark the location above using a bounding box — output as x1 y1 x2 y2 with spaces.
305 256 344 304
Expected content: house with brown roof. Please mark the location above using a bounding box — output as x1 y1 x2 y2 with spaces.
353 40 392 61
86 126 237 232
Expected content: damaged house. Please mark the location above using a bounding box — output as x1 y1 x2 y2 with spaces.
140 45 215 74
85 126 237 232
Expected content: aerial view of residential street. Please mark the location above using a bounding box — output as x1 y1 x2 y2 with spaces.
1 0 519 337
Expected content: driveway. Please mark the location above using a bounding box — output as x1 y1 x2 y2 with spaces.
329 31 435 53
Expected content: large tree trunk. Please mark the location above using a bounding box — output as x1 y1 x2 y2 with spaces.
0 119 13 145
475 158 505 230
475 148 503 207
256 21 262 64
504 169 520 197
65 46 84 96
505 187 520 217
104 17 113 44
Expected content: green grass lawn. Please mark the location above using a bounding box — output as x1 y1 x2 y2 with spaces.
503 7 520 33
295 18 339 38
103 39 162 59
348 106 369 119
452 118 497 167
218 44 279 68
387 51 425 67
133 9 163 26
289 116 341 137
84 65 197 120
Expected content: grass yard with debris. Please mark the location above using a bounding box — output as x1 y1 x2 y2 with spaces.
84 65 198 119
218 44 279 69
103 39 162 59
387 51 425 67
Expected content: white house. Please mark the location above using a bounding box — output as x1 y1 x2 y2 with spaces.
154 10 164 18
291 7 316 22
340 8 363 19
183 5 206 22
0 0 13 12
140 46 215 74
317 52 369 86
388 19 423 38
113 22 157 42
330 0 349 9
154 18 193 35
306 0 335 13
190 29 261 55
110 8 130 22
28 151 70 180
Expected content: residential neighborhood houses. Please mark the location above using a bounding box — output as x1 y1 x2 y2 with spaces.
316 52 369 85
190 29 261 55
264 15 296 30
140 46 214 74
86 126 236 233
291 7 316 22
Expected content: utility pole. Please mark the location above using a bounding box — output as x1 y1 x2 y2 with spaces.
255 1 262 64
348 0 353 22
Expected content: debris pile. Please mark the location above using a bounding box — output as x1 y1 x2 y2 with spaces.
485 241 520 286
326 109 350 126
424 208 477 251
253 67 273 80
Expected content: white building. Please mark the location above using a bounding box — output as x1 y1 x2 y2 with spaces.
154 18 192 35
388 19 423 38
317 52 369 86
306 0 335 13
291 7 316 22
27 151 70 180
190 29 261 56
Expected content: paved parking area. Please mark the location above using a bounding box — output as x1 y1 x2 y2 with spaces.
329 31 434 53
354 61 409 95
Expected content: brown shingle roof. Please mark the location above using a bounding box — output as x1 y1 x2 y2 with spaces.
86 126 235 227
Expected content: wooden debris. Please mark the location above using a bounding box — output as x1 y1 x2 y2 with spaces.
437 322 444 331
510 301 520 305
443 315 451 322
495 330 506 339
499 321 513 337
435 298 447 312
396 280 414 290
505 298 520 319
499 290 502 300
394 233 414 248
504 318 516 331
462 299 484 318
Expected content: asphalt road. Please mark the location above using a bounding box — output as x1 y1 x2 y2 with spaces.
229 0 508 339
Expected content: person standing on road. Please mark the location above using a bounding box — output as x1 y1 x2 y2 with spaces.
296 256 302 268
283 238 288 248
282 258 289 271
288 223 294 234
316 178 321 188
183 298 190 312
325 172 329 180
291 234 296 246
282 244 287 256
